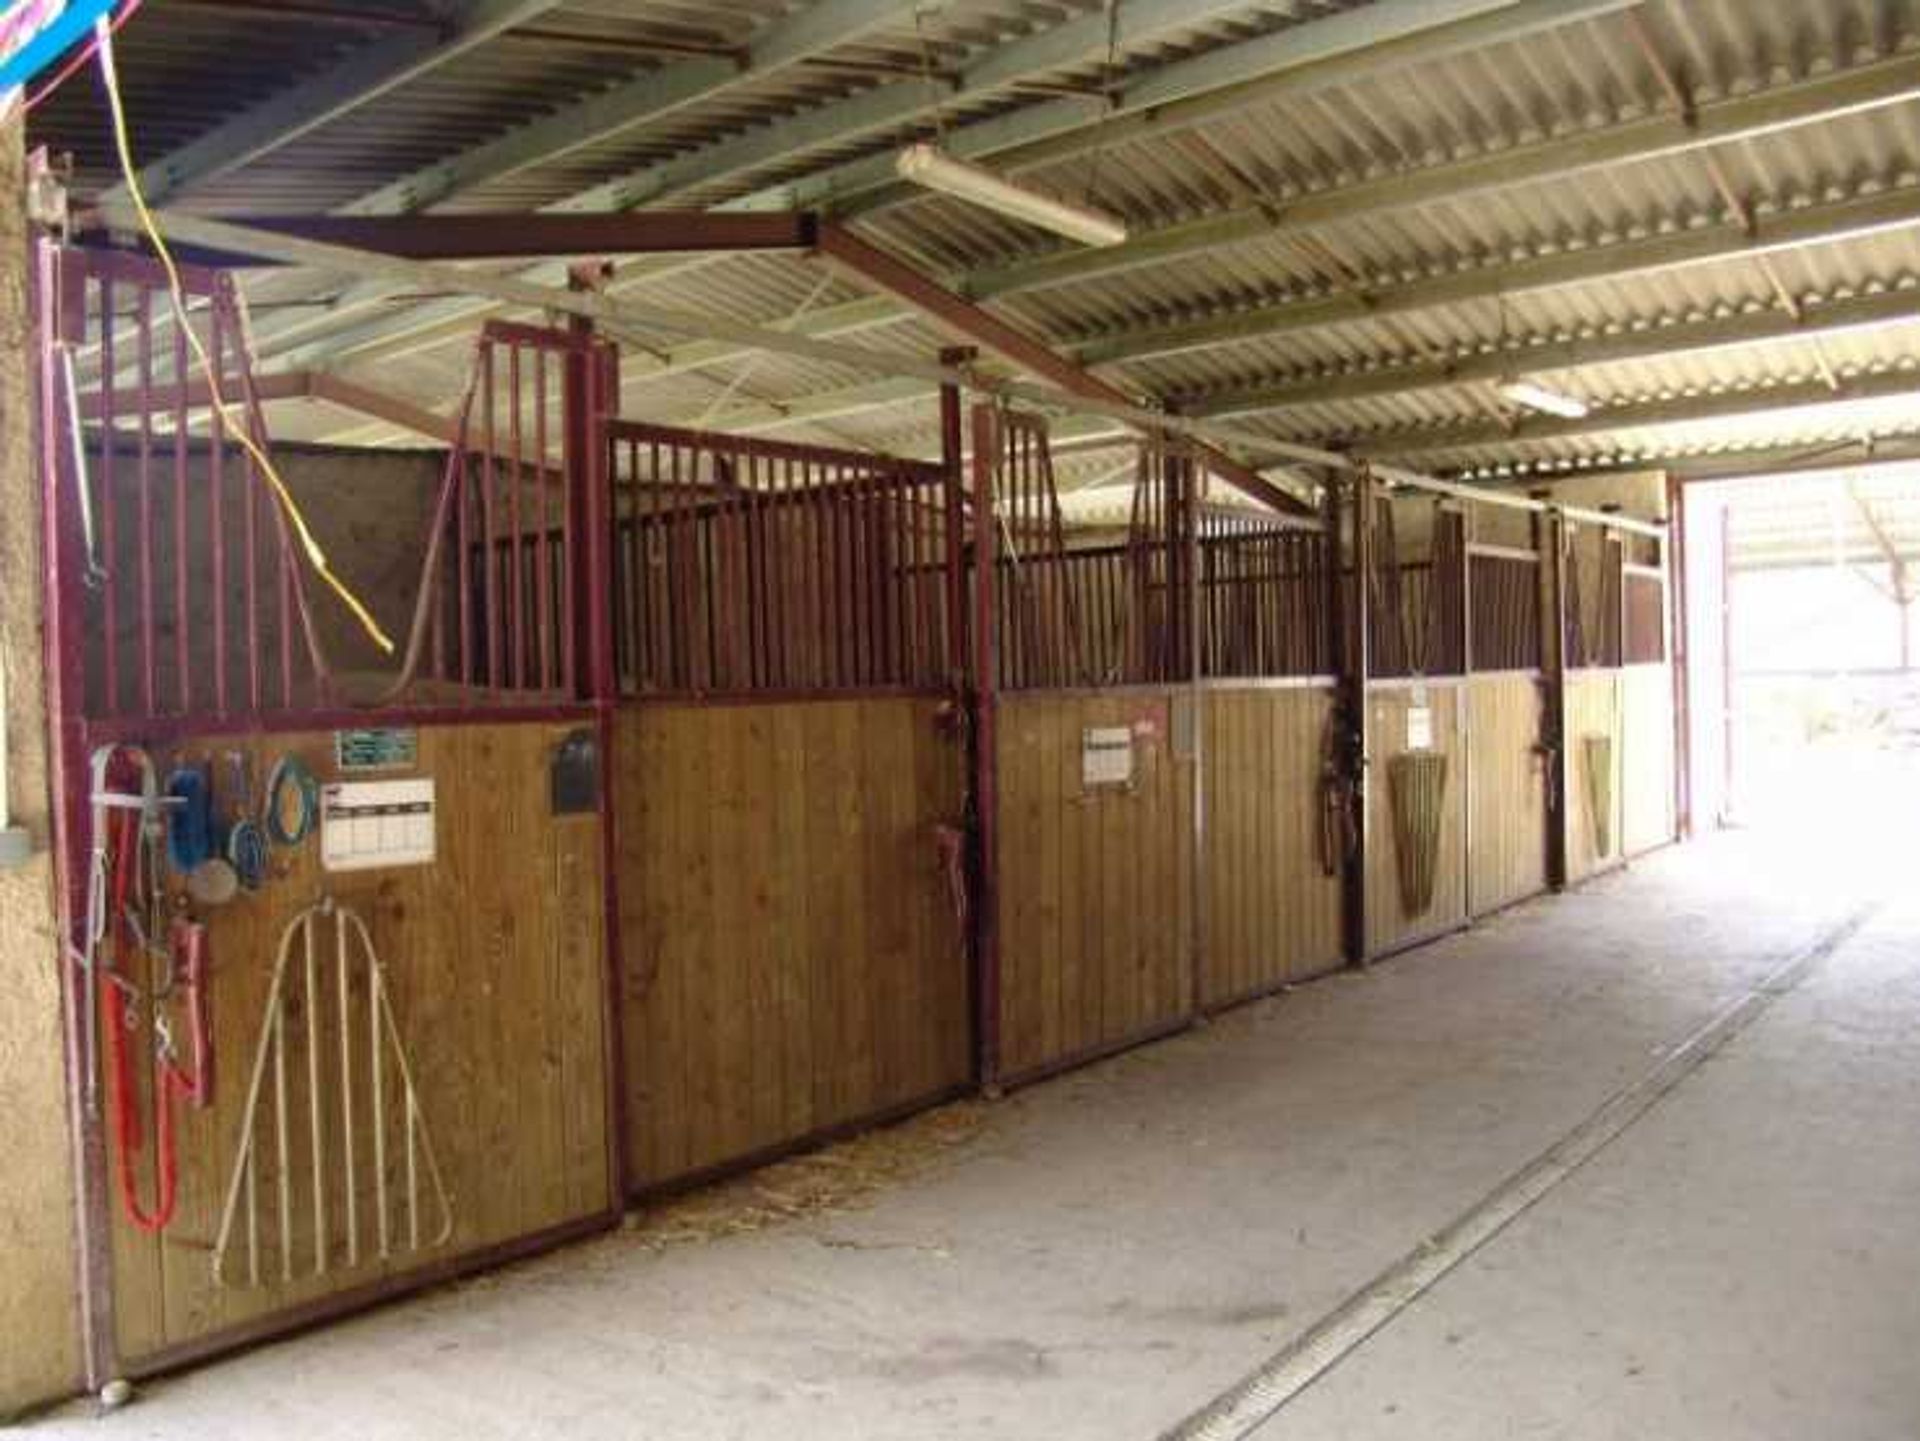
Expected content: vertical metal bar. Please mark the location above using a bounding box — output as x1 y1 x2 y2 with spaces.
100 274 120 716
41 240 119 1392
535 351 553 691
209 297 232 713
240 321 262 711
1542 509 1570 890
305 909 326 1275
337 906 358 1268
371 949 389 1258
508 343 525 691
172 315 190 713
135 287 156 716
970 404 1001 1089
482 342 500 689
272 980 292 1282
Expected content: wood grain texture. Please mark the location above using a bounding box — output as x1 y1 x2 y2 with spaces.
616 697 969 1190
1366 683 1468 955
1565 671 1624 884
1466 673 1548 917
1201 685 1342 1007
1620 663 1676 858
995 690 1194 1081
105 721 612 1367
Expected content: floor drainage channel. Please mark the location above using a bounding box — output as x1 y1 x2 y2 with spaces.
1161 902 1883 1441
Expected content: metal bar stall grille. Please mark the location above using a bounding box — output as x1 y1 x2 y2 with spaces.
1564 520 1626 670
1199 514 1334 679
989 425 1218 692
604 422 955 698
1365 499 1468 679
383 319 618 707
58 247 331 726
1624 565 1668 664
1467 545 1546 672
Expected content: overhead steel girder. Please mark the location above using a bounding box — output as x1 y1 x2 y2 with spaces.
635 248 1920 445
1073 186 1920 369
232 0 1277 366
236 0 1578 371
119 0 564 208
813 223 1313 517
1354 370 1920 462
80 212 820 267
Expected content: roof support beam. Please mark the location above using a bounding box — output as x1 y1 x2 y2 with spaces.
103 202 1360 499
118 0 564 207
1184 287 1920 418
814 223 1311 515
1355 370 1920 461
343 0 921 216
81 211 819 266
765 0 1637 216
234 0 1263 365
644 282 1920 437
1074 185 1920 369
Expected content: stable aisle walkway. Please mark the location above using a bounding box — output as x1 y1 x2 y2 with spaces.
25 827 1908 1440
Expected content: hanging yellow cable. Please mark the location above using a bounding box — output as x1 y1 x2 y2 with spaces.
91 21 394 654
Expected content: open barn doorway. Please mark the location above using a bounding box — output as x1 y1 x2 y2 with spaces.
1683 467 1920 841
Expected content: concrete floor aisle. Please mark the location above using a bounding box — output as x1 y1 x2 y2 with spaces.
24 826 1909 1440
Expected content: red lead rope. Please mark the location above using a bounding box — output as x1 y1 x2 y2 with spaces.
98 750 211 1235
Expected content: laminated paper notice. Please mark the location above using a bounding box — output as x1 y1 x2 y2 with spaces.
1082 727 1135 789
1407 704 1434 751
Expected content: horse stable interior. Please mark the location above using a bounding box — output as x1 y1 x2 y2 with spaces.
1 3 1917 1437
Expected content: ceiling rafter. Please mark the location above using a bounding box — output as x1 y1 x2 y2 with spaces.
340 0 926 218
1348 368 1920 461
1069 184 1920 369
116 0 566 208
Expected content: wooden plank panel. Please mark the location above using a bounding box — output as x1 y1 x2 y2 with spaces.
1199 685 1343 1008
994 690 1193 1081
1366 683 1469 955
1466 673 1549 917
615 697 968 1191
106 721 611 1366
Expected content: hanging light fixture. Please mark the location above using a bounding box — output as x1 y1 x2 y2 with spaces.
1498 378 1590 420
895 143 1129 248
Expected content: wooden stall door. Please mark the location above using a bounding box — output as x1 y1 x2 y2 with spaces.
1202 685 1343 1007
106 722 613 1366
617 696 970 1193
1466 674 1549 916
995 690 1195 1083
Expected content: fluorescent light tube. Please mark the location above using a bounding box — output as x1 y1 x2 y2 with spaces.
1498 379 1590 420
896 143 1128 248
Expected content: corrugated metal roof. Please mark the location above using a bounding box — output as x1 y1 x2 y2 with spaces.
24 0 1920 484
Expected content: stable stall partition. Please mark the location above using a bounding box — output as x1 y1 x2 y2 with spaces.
1199 516 1344 1008
41 246 620 1382
974 419 1202 1086
607 423 971 1192
1465 530 1550 918
1363 495 1471 957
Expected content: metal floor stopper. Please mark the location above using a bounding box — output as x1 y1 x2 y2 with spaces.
213 897 453 1287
